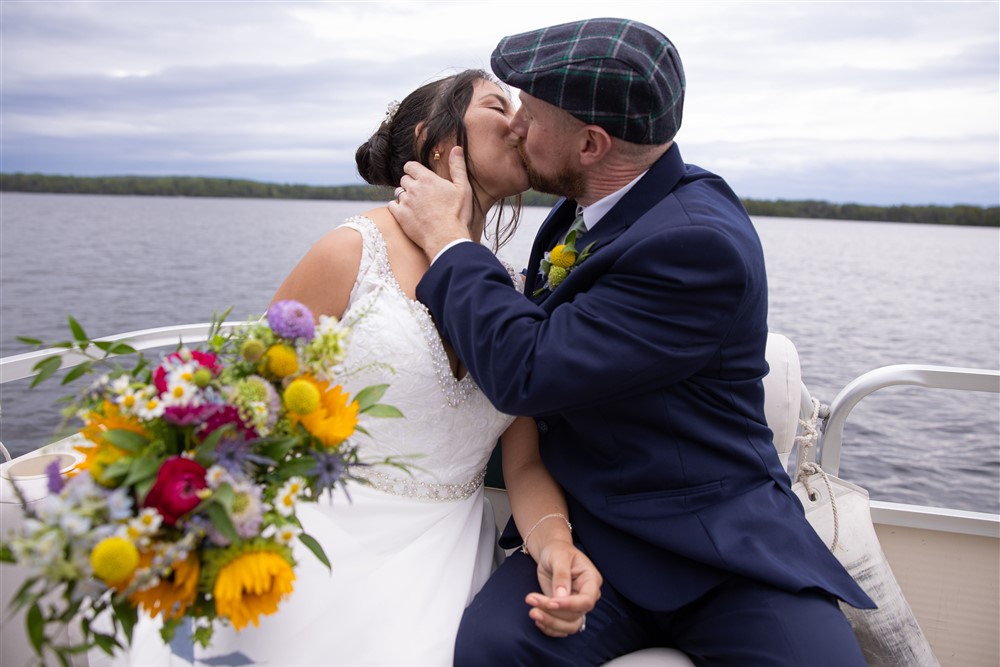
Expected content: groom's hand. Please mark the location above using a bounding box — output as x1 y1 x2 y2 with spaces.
526 541 602 638
389 146 474 261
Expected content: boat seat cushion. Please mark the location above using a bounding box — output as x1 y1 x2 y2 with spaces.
761 332 801 469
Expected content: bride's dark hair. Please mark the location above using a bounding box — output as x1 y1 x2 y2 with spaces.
355 69 521 251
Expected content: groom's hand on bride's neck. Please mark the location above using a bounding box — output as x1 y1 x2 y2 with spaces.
389 147 474 262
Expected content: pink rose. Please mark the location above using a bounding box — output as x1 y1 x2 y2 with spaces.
153 350 221 394
199 405 257 441
144 457 208 526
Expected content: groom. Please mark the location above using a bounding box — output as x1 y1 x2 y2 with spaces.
391 17 873 666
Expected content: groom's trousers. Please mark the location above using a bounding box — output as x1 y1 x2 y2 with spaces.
453 550 866 667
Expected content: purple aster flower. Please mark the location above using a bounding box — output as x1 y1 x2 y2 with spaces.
46 459 65 495
267 300 315 341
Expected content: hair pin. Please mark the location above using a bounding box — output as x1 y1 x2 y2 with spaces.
385 100 400 123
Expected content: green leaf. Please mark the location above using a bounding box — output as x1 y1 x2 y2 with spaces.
204 502 240 544
11 576 41 611
121 454 163 488
159 616 183 643
194 424 231 464
112 597 138 644
30 356 63 388
27 601 44 653
68 316 88 343
16 336 43 345
61 363 92 385
102 429 149 453
361 404 403 419
353 384 388 411
209 483 235 512
91 632 119 656
259 436 299 463
101 457 134 484
298 532 331 571
193 624 215 648
275 457 317 479
0 543 15 563
108 342 137 355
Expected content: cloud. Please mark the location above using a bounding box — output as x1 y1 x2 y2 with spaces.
1 1 997 205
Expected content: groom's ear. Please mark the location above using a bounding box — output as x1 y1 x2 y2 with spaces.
579 126 613 166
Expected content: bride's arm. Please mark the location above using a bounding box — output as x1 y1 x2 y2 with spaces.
270 225 362 320
501 417 602 638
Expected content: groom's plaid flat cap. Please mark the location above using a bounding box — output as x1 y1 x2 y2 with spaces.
491 17 685 144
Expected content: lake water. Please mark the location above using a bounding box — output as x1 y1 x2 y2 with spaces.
1 192 997 513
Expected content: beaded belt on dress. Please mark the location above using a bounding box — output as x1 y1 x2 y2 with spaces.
351 466 487 501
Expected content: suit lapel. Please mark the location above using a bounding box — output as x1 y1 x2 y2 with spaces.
525 199 577 300
525 144 688 303
572 145 687 255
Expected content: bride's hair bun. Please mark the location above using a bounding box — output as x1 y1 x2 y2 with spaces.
355 70 488 188
355 121 396 188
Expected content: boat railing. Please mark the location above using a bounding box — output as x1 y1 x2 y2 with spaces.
0 322 255 462
0 322 254 384
817 364 1000 475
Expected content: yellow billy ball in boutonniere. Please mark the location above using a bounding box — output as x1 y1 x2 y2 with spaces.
534 229 595 296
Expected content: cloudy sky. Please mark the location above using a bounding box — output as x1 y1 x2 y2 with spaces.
1 1 997 206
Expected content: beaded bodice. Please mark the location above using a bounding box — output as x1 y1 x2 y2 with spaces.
337 216 515 495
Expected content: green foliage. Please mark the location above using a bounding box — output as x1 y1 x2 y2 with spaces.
741 198 998 227
1 173 995 226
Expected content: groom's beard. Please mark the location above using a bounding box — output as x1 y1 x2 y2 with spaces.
518 143 586 202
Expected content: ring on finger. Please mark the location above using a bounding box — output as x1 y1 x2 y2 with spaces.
393 186 405 203
579 614 587 633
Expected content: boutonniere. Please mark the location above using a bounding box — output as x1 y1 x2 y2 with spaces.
533 228 595 296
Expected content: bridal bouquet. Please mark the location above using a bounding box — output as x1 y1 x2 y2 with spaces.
0 300 403 665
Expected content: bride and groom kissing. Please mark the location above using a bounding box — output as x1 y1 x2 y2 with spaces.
127 16 875 667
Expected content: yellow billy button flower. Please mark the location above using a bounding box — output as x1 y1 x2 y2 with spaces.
193 367 213 388
90 536 140 585
547 244 577 269
240 338 266 363
283 378 321 415
260 344 299 379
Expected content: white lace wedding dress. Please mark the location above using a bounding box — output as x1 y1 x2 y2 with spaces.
109 216 515 667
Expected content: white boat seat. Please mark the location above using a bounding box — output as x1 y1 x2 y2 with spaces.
603 648 696 666
761 332 802 470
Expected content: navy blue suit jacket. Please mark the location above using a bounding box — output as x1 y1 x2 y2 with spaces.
416 144 873 611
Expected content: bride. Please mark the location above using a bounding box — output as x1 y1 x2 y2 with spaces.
113 70 601 666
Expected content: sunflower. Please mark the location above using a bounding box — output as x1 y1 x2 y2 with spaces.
77 401 151 485
290 376 359 448
128 550 201 621
209 542 295 630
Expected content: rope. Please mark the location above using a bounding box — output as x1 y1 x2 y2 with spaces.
794 397 841 552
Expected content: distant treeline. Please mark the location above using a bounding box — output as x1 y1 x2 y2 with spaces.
2 173 996 227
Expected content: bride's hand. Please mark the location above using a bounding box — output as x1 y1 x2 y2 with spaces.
389 147 474 261
525 541 603 638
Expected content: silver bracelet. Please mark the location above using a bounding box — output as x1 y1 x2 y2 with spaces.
520 512 572 556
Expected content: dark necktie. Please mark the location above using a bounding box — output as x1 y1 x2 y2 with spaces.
562 207 587 245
